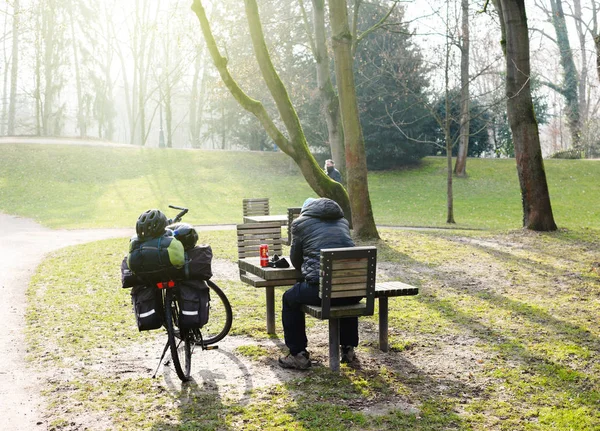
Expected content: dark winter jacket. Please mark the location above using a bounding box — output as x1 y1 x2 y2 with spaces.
326 167 343 183
290 198 354 283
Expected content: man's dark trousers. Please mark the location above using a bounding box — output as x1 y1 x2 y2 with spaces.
282 280 360 355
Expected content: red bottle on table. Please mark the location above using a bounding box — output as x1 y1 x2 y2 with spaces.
260 244 269 267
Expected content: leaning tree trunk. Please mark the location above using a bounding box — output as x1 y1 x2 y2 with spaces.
454 0 470 177
493 0 557 231
328 0 379 239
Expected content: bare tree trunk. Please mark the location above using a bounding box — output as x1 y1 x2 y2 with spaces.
68 0 86 137
445 0 455 224
308 0 345 176
34 11 42 136
7 0 19 135
549 0 581 148
572 0 589 123
328 0 379 239
42 0 56 135
589 1 600 82
2 1 10 136
454 0 470 177
493 0 557 231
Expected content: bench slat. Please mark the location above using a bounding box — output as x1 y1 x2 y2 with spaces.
329 275 368 285
375 281 419 297
240 273 296 287
331 260 369 270
302 303 368 319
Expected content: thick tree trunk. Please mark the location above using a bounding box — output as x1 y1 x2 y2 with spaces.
328 0 379 239
311 0 345 177
494 0 557 231
549 0 581 148
7 0 19 135
454 0 470 177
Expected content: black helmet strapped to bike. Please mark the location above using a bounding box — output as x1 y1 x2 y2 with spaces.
136 209 168 240
168 222 199 250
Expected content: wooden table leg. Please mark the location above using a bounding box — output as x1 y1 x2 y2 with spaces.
266 286 276 335
379 297 389 352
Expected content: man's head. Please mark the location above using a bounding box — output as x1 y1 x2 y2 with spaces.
325 159 335 173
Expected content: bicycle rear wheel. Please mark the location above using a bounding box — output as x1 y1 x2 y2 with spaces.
201 280 233 345
164 289 193 381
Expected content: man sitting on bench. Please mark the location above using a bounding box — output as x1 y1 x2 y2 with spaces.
279 197 359 370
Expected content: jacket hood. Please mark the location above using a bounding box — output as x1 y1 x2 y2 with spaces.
300 198 344 220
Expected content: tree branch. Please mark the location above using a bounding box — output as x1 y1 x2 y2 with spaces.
353 0 398 54
190 0 292 154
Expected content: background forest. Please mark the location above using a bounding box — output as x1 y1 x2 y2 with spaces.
1 0 599 169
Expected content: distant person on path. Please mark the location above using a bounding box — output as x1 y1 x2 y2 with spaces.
324 159 342 183
278 197 359 370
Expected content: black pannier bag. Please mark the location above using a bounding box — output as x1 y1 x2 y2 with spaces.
177 280 210 329
183 245 213 280
131 285 163 331
127 234 185 283
120 256 145 288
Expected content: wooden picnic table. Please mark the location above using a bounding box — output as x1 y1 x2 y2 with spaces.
238 256 300 334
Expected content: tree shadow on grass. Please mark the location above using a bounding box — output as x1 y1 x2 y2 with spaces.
148 348 256 431
276 358 470 430
372 232 600 427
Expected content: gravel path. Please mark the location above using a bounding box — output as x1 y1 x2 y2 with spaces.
0 214 132 430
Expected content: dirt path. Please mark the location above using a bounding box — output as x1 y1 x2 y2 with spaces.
0 214 238 430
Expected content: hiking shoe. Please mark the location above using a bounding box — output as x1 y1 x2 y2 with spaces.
278 351 311 370
341 346 356 363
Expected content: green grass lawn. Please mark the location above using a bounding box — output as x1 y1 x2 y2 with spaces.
26 228 600 430
6 142 600 429
1 143 599 230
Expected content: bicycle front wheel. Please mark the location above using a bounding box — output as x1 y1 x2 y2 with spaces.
164 289 193 382
201 280 233 345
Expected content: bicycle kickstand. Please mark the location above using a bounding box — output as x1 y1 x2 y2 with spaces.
152 341 171 379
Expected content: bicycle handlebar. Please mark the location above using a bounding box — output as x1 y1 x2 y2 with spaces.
168 205 188 224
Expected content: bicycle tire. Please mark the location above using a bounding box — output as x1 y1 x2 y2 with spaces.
201 280 233 345
164 289 193 381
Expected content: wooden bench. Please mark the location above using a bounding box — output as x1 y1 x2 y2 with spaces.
286 207 302 245
302 246 377 371
242 198 269 222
